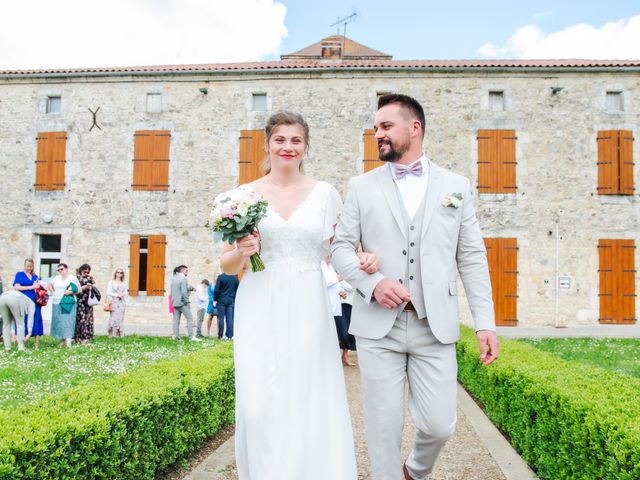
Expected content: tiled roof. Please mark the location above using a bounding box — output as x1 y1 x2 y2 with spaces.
2 58 640 77
281 35 391 60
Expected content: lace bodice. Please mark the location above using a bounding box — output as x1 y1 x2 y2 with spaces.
251 181 341 272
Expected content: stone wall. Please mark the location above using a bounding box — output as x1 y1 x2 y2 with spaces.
0 69 637 327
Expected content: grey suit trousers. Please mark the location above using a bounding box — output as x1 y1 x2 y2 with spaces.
172 305 193 339
356 311 457 480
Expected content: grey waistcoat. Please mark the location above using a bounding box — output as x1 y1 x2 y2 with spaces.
395 185 429 320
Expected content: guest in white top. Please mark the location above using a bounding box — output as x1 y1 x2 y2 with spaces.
107 268 128 338
194 279 210 337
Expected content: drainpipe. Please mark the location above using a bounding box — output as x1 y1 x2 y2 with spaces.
554 208 564 328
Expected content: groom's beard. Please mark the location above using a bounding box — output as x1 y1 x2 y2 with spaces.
378 137 410 162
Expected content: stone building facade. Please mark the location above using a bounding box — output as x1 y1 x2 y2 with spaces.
0 36 638 328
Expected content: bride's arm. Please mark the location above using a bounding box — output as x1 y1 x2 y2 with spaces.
219 232 260 275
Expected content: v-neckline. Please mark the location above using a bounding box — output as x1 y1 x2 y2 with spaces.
265 181 321 223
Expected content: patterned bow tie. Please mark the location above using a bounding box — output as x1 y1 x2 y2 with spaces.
394 161 423 179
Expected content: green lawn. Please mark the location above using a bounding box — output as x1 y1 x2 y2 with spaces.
0 335 223 409
520 337 640 378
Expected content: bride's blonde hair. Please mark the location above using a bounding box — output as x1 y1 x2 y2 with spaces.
261 111 310 175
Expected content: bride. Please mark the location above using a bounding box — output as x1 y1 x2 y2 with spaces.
220 111 377 479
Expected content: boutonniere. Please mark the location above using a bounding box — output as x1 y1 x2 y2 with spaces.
441 192 463 209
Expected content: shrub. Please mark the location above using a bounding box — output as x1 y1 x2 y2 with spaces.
0 342 235 479
457 326 640 480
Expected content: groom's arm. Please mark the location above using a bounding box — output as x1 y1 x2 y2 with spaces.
456 180 499 365
331 179 384 305
456 179 496 333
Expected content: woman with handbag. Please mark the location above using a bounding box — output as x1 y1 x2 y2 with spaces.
12 258 45 349
106 268 127 338
75 264 97 344
48 263 80 348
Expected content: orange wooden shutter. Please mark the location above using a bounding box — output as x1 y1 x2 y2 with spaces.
498 130 517 193
619 130 635 195
133 131 153 190
477 130 496 193
599 239 636 324
484 238 518 326
151 131 171 191
477 130 516 194
363 129 385 172
133 131 170 191
128 235 140 296
147 234 167 296
597 130 619 195
239 130 265 184
35 132 66 191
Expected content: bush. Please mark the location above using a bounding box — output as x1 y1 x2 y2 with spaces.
0 342 235 479
457 326 640 480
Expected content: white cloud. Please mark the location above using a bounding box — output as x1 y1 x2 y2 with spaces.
479 15 640 59
0 0 288 69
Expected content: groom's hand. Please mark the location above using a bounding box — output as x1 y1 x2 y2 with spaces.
476 330 499 365
357 252 380 274
373 278 411 309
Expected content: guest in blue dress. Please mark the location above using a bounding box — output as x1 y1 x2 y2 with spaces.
205 276 217 337
13 258 44 349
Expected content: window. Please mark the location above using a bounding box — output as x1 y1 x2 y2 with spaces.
605 91 623 112
363 129 385 172
251 93 267 112
129 234 166 296
597 130 634 195
37 234 61 279
132 130 171 191
46 96 61 114
484 238 518 326
477 129 517 194
488 91 504 111
238 129 265 184
146 93 162 113
598 239 636 324
34 131 67 191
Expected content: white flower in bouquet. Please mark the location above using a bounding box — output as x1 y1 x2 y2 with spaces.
207 186 269 272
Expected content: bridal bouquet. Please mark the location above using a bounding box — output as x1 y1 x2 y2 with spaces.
207 186 268 272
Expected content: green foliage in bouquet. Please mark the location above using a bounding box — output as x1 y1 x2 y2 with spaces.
208 186 269 271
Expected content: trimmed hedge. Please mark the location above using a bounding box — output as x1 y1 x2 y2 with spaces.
0 341 235 479
457 326 640 480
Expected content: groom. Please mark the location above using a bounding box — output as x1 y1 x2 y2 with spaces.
332 94 499 480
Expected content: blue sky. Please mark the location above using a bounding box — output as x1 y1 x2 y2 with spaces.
1 0 639 70
274 0 640 59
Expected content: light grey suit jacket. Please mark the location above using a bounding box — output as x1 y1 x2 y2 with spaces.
170 274 190 307
331 161 495 344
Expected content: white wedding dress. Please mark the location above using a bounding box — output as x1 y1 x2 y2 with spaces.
234 181 357 479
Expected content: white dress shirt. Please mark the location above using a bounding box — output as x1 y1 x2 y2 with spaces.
389 154 430 219
195 284 209 310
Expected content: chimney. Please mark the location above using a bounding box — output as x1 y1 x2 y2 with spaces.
320 38 343 61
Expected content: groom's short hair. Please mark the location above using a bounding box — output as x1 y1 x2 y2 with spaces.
377 94 426 139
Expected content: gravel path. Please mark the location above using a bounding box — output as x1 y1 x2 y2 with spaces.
189 352 507 479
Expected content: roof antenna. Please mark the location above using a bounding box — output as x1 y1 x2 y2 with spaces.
330 11 357 58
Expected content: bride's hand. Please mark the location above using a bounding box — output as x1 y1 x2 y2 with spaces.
236 231 260 258
357 252 380 274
